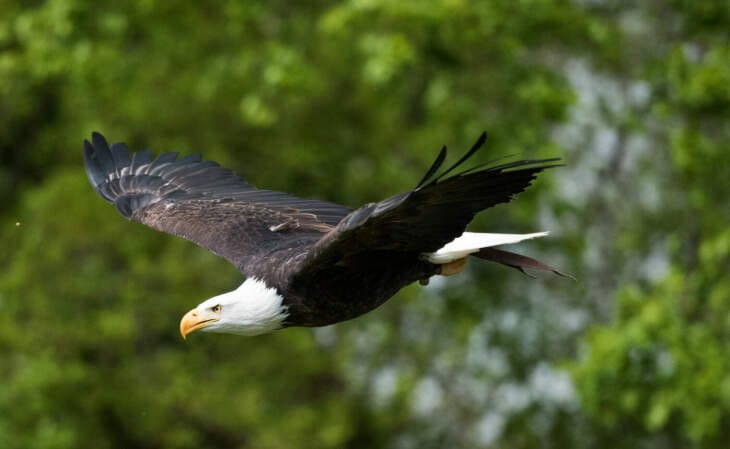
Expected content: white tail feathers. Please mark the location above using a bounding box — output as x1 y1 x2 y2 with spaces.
425 231 549 264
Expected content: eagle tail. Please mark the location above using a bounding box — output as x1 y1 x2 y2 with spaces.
425 231 572 278
425 231 547 263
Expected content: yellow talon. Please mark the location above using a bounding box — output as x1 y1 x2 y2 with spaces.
440 257 468 276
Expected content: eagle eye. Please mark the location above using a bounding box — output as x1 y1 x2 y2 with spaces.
211 304 222 313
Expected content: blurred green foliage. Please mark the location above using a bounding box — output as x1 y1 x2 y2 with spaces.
1 1 729 448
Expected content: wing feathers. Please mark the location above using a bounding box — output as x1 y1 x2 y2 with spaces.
85 132 352 276
178 154 202 164
130 150 154 175
303 133 561 271
430 131 487 184
416 145 447 188
91 132 117 175
110 142 131 172
86 131 561 282
146 152 179 174
83 141 107 188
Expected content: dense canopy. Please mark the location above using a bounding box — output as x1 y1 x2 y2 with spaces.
1 1 729 448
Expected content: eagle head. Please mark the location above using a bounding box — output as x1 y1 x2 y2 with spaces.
179 278 288 338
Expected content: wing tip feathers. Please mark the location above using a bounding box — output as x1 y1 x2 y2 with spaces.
417 131 562 189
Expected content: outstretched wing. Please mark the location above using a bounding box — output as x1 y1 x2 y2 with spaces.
296 132 560 274
84 132 352 275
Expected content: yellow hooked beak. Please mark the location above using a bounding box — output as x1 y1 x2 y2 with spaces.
179 308 220 339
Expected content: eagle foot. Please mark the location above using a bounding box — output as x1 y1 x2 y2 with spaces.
439 257 468 276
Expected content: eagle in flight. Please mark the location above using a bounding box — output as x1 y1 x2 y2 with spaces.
84 132 569 338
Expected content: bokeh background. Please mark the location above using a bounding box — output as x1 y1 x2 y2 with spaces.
1 1 729 448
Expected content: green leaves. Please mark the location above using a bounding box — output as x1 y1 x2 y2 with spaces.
568 2 730 447
3 0 729 448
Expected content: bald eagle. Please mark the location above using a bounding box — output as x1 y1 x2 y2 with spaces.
84 132 568 338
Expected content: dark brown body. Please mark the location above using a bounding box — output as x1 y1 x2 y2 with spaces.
242 246 438 327
284 251 438 326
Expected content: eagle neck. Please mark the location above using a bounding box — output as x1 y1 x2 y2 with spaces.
211 277 288 335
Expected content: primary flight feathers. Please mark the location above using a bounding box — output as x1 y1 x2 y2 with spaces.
84 132 569 337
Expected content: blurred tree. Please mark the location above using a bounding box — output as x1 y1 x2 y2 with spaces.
2 0 728 448
569 1 730 448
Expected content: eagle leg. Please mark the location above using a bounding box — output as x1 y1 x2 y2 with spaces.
439 257 468 276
